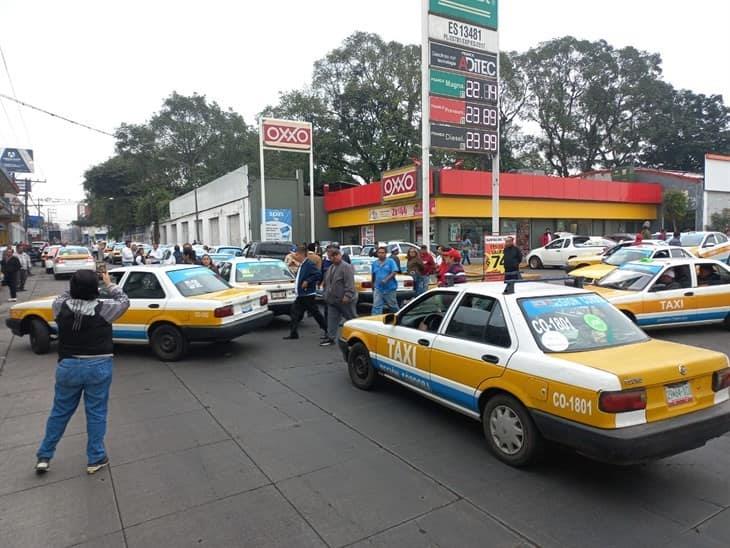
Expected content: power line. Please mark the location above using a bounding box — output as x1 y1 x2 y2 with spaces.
0 92 115 138
0 42 32 145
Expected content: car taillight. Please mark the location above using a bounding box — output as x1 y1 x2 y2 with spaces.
55 258 64 264
712 368 730 392
361 281 372 289
404 279 413 287
259 295 268 306
214 305 234 318
599 388 647 413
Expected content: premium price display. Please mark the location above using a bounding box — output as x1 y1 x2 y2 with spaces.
465 77 498 105
464 103 498 128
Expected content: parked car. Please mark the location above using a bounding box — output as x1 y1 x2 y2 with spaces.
7 265 272 361
349 256 414 304
680 231 730 263
565 240 669 273
52 246 96 279
210 246 244 257
43 245 62 273
242 241 294 261
219 258 295 316
340 245 362 257
604 233 636 243
527 236 614 269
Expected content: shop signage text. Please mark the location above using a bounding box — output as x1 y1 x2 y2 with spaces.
382 165 418 201
262 119 312 151
0 147 34 173
428 14 498 52
369 200 436 222
430 42 497 78
429 0 498 29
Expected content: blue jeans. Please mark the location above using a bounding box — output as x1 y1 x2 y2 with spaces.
37 357 113 464
413 274 429 296
373 288 398 314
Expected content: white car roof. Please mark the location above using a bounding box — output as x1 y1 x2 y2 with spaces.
622 257 728 268
433 281 589 299
224 257 286 264
109 264 208 273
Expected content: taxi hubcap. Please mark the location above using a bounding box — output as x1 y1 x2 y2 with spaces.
489 405 524 455
353 355 369 378
159 334 176 352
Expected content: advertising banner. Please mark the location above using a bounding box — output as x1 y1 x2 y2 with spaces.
262 119 312 152
0 148 34 173
368 200 436 222
360 225 375 246
264 208 293 241
429 0 499 29
483 234 514 278
430 42 497 79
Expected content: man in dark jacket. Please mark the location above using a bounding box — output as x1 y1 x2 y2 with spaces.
502 237 523 281
284 246 327 340
1 247 22 302
321 248 357 346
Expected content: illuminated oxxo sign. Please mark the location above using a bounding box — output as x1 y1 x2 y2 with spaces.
262 119 312 151
382 166 418 201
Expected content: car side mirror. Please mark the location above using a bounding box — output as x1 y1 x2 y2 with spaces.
383 313 396 325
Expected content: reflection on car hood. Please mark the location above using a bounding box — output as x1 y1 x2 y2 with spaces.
569 264 615 279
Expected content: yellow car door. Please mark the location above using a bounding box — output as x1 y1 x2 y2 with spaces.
430 293 516 415
375 291 458 392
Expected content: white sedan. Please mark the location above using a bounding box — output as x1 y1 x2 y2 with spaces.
52 246 96 279
218 258 296 316
527 236 614 269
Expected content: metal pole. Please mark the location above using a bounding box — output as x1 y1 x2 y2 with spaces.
491 37 501 236
259 118 267 241
23 179 30 242
194 188 200 243
309 141 315 243
420 0 430 246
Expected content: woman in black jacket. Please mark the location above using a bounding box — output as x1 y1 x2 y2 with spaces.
1 247 21 302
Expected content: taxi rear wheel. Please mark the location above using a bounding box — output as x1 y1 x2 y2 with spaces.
348 342 378 390
528 256 542 269
150 324 188 362
723 313 730 330
29 319 51 354
482 394 542 467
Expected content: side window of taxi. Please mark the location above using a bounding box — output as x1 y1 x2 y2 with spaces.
651 265 692 291
670 248 690 258
219 262 232 281
445 294 511 348
545 239 563 250
696 263 730 286
398 292 456 332
123 272 166 299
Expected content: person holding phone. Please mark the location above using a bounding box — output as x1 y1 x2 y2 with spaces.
35 269 130 475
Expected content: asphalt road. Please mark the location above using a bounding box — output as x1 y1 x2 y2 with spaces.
0 272 728 548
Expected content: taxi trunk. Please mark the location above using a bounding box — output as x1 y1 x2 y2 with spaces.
559 339 728 424
188 287 267 325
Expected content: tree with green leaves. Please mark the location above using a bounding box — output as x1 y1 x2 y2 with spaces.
663 189 689 232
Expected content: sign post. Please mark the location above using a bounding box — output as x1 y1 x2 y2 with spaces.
424 0 499 234
259 118 314 242
421 0 431 248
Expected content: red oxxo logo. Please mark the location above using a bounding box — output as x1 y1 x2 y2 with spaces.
262 119 312 151
382 167 417 201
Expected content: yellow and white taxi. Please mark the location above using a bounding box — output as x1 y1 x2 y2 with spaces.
569 244 693 284
338 281 730 466
591 258 730 329
6 265 273 361
218 257 296 316
681 231 730 263
565 239 668 272
350 256 414 303
52 245 96 279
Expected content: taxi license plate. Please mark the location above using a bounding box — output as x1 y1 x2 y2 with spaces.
239 304 253 314
271 290 287 300
665 381 693 407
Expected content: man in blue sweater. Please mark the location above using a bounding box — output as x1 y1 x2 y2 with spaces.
284 246 327 340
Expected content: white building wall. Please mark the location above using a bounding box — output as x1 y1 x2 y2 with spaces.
160 166 251 247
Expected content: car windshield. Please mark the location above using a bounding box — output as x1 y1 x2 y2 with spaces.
350 258 374 275
604 248 653 266
167 267 231 297
519 293 647 353
59 247 90 256
234 261 293 283
680 233 704 246
596 262 662 291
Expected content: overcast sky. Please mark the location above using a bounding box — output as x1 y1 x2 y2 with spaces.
1 0 728 223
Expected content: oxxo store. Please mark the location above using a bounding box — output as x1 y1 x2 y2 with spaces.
324 167 662 252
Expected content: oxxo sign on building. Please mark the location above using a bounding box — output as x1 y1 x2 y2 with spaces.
382 165 418 201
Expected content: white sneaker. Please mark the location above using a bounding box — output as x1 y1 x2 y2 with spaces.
8 298 17 302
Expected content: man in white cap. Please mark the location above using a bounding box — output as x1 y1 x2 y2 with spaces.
656 268 680 291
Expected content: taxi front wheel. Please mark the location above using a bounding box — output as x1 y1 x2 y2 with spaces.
150 324 189 362
29 319 51 354
348 342 378 390
482 394 543 467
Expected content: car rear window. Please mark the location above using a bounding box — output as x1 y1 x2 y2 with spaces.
166 267 231 297
59 247 90 256
519 293 647 353
350 258 374 275
235 261 293 283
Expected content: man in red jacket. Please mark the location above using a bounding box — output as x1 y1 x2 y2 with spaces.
539 228 553 247
419 245 436 276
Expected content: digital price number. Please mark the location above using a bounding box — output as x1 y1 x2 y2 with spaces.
465 78 498 105
465 130 498 153
464 103 498 128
